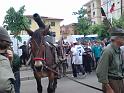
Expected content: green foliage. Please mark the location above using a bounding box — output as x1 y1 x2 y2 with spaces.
88 24 100 34
76 18 91 35
73 6 91 36
73 6 124 40
88 23 110 40
88 15 124 40
3 5 30 41
73 7 87 18
73 6 109 39
112 16 124 29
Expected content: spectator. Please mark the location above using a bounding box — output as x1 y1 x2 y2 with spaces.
0 26 15 93
19 41 28 65
83 43 92 74
96 28 124 93
71 41 85 78
92 41 102 68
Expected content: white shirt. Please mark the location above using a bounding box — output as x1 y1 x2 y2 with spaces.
75 45 85 64
71 45 85 64
71 46 77 64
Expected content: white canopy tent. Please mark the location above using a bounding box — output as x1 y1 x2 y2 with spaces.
66 34 98 44
10 35 31 56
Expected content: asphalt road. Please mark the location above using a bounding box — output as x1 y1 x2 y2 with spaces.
20 70 102 93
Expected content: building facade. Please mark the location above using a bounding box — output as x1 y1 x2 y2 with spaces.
101 0 123 20
84 0 101 24
84 0 124 24
22 15 63 41
60 23 77 39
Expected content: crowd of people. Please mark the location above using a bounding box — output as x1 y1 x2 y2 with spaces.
59 39 108 78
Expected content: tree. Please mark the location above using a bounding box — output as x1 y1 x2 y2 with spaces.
92 15 124 40
73 6 91 36
3 5 30 41
88 22 110 40
112 15 124 29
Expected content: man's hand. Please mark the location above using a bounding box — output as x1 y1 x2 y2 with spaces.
106 87 114 93
7 50 13 62
104 84 115 93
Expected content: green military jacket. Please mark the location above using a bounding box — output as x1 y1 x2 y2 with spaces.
0 54 15 90
96 43 124 84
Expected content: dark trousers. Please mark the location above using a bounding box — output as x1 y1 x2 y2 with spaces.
95 57 100 68
72 64 85 77
14 71 20 93
83 54 92 73
20 54 28 65
62 62 68 75
58 62 68 77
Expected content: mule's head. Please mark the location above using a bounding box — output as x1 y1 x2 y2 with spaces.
26 13 51 67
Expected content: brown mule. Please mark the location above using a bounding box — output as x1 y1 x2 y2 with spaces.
26 13 58 93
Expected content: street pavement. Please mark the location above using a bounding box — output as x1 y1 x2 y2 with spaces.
20 67 102 93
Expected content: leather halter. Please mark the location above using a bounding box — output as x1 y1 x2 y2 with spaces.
31 34 46 61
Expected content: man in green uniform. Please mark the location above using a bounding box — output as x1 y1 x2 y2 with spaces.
96 27 124 93
0 26 15 93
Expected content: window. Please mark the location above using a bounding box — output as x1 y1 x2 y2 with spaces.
93 3 94 9
93 11 95 17
51 22 55 26
92 21 96 24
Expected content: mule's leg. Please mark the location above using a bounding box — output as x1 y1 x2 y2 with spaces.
53 77 57 91
34 73 42 93
35 77 42 93
48 78 57 93
47 79 54 93
47 72 55 93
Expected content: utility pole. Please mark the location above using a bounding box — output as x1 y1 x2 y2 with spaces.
121 0 123 15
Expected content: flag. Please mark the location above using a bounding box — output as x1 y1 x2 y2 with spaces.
110 3 115 13
101 7 106 16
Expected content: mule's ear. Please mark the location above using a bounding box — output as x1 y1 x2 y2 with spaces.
33 13 45 29
25 28 33 36
43 25 50 36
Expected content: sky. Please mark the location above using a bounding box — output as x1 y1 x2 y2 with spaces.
0 0 90 26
